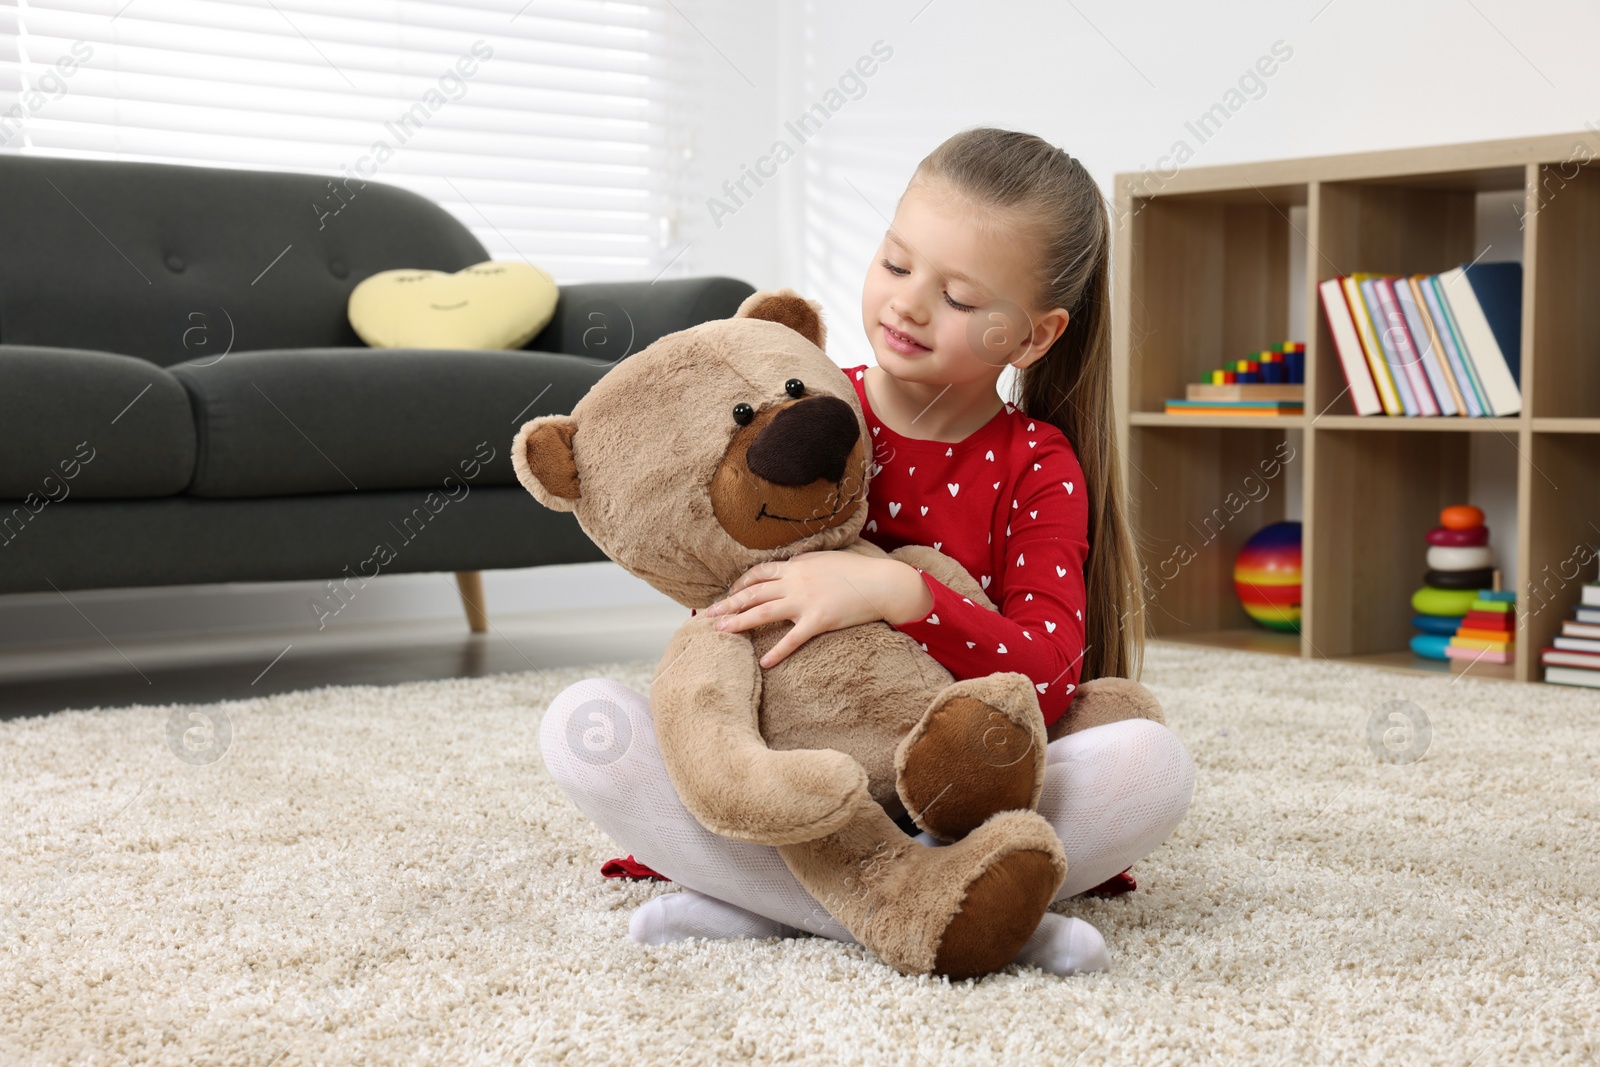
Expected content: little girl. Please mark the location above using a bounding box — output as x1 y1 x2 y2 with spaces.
539 127 1195 976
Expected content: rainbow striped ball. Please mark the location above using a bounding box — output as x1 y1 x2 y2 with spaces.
1235 521 1303 633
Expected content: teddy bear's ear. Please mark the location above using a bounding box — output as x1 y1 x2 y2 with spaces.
511 414 580 513
734 287 827 351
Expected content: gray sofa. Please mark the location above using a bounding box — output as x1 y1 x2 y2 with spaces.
0 153 754 616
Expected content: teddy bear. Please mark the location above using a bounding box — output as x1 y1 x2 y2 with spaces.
513 287 1164 979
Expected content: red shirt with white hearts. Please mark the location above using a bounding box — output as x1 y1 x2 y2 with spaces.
843 363 1090 728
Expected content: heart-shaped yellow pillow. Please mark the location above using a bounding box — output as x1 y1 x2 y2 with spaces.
348 260 559 349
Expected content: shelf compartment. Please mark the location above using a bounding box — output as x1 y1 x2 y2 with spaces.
1522 433 1600 684
1307 178 1522 419
1528 159 1600 418
1130 424 1300 641
1306 426 1520 662
1126 186 1305 415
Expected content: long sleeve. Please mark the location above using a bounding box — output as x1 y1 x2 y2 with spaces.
888 435 1089 727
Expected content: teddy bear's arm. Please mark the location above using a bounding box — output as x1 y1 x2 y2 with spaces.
868 544 1164 741
649 614 871 846
877 543 998 613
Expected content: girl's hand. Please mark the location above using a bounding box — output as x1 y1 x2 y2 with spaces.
706 551 934 669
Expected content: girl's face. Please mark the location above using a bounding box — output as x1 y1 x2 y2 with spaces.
860 179 1053 386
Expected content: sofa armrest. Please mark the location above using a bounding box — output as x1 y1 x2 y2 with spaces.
525 275 755 363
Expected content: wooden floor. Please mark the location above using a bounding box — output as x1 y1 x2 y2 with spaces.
0 603 688 720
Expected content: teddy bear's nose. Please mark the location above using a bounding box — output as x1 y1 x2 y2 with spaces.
744 395 860 486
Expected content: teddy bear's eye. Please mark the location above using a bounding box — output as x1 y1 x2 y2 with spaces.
785 378 805 399
732 402 754 426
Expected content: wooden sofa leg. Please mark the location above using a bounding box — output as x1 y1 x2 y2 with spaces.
454 571 489 634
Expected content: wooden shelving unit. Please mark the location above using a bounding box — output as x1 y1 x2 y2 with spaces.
1112 130 1600 685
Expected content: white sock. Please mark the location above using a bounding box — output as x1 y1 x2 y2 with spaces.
629 889 799 945
1011 913 1110 976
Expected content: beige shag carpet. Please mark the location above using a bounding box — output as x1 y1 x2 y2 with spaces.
2 642 1597 1066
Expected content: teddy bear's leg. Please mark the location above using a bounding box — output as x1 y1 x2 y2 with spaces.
894 672 1049 842
649 620 872 846
1044 677 1166 744
775 796 1066 979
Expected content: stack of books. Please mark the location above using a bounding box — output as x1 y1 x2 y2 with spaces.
1165 342 1305 417
1446 590 1516 665
1541 581 1600 689
1318 263 1522 417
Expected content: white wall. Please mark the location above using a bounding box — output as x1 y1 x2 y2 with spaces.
673 0 786 293
771 0 1600 353
6 0 1592 649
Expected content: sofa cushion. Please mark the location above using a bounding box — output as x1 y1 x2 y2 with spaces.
169 347 603 498
349 261 559 349
0 346 197 500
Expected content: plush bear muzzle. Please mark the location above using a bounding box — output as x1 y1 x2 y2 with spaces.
712 392 868 550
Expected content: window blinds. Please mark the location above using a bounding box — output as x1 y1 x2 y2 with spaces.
0 0 694 282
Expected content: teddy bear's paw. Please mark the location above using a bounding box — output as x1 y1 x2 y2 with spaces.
926 810 1068 980
770 804 1063 978
693 746 871 847
896 675 1047 841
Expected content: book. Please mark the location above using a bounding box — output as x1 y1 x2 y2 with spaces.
1577 607 1600 624
1540 648 1600 669
1358 276 1420 415
1562 621 1600 640
1186 384 1306 401
1408 275 1476 416
1552 636 1600 653
1544 665 1600 689
1583 583 1600 608
1164 400 1304 416
1395 276 1461 416
1421 274 1490 417
1341 275 1403 415
1317 278 1383 416
1439 262 1523 416
1373 276 1440 415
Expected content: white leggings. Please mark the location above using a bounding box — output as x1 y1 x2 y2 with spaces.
540 677 1196 943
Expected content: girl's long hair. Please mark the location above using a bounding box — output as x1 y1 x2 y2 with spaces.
911 127 1144 682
